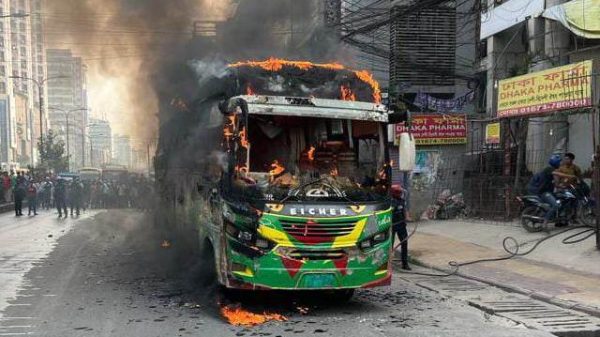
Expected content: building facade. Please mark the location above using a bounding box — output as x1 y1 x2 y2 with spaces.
88 118 111 168
46 49 88 171
388 0 479 215
0 0 47 169
113 134 131 169
479 0 600 173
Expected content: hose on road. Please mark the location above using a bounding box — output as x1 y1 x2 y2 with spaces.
396 223 597 278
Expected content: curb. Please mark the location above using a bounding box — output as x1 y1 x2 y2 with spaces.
0 202 15 213
395 257 600 319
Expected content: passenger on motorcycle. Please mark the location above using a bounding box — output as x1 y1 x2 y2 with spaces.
554 152 582 188
526 154 563 227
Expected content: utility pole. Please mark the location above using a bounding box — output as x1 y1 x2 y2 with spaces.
49 107 88 172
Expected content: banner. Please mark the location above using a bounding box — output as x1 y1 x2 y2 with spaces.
395 115 467 146
485 123 500 144
497 60 593 118
543 0 600 39
414 91 475 113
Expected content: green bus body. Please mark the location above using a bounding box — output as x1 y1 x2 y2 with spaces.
195 95 394 291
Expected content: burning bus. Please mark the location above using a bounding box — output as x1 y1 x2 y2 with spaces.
157 59 394 298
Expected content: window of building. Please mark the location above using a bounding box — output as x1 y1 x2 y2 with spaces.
0 82 6 95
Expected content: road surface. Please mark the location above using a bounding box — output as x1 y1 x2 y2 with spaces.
0 210 553 337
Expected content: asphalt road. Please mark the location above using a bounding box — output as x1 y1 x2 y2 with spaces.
0 210 554 337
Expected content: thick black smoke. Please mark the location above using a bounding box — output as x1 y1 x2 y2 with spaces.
45 0 347 141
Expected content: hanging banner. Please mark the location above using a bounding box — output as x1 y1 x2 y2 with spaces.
395 115 467 146
485 122 500 144
497 60 593 118
413 91 475 113
543 0 600 39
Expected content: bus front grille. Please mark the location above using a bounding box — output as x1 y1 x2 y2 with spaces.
280 220 356 238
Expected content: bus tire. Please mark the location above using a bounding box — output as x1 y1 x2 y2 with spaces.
199 240 217 287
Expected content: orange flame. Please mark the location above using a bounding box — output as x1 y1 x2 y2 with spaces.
330 167 339 177
229 58 382 103
269 160 286 178
307 146 315 162
221 305 287 326
354 70 382 104
239 127 250 149
340 85 356 101
230 57 345 72
223 115 237 140
246 84 255 95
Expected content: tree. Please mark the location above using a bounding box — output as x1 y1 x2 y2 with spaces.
38 130 69 174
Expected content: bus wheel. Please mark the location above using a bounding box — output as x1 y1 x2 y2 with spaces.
199 240 217 287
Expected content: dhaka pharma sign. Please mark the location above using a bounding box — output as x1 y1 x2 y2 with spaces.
497 60 593 118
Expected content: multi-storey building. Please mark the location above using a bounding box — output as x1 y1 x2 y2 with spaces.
113 135 132 169
88 118 111 168
46 49 88 171
0 0 47 169
479 0 600 172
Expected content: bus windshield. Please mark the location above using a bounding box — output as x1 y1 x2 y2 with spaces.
228 115 389 202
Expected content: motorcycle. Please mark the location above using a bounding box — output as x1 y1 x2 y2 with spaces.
518 183 595 232
435 190 469 220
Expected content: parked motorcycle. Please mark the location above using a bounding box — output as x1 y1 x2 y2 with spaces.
435 190 469 220
518 183 595 232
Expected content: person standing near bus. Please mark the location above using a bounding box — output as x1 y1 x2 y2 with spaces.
391 184 411 270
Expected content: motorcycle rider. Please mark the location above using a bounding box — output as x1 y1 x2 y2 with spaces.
526 154 563 227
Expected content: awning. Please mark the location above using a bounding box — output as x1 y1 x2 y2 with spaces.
543 0 600 39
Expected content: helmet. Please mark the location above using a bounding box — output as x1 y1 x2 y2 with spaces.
391 184 403 198
549 154 562 168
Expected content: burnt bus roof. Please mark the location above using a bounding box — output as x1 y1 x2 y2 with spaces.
233 95 388 123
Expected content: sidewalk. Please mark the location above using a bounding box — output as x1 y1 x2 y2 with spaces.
407 219 600 316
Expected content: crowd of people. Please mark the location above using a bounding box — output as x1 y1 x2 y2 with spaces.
1 171 154 218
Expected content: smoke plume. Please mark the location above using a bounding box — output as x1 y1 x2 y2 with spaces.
44 0 348 142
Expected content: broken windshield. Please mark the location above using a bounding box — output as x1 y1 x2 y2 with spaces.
227 114 390 202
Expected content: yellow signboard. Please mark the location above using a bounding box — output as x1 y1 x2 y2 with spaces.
485 122 500 144
497 60 593 118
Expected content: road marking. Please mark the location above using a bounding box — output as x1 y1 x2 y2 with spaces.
0 333 33 336
0 318 34 321
0 326 33 328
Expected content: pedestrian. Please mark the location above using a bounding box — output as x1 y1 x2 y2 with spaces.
27 181 38 216
391 184 411 270
13 180 25 216
54 179 68 218
69 178 83 216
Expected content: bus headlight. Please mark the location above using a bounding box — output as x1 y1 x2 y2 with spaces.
358 231 389 250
